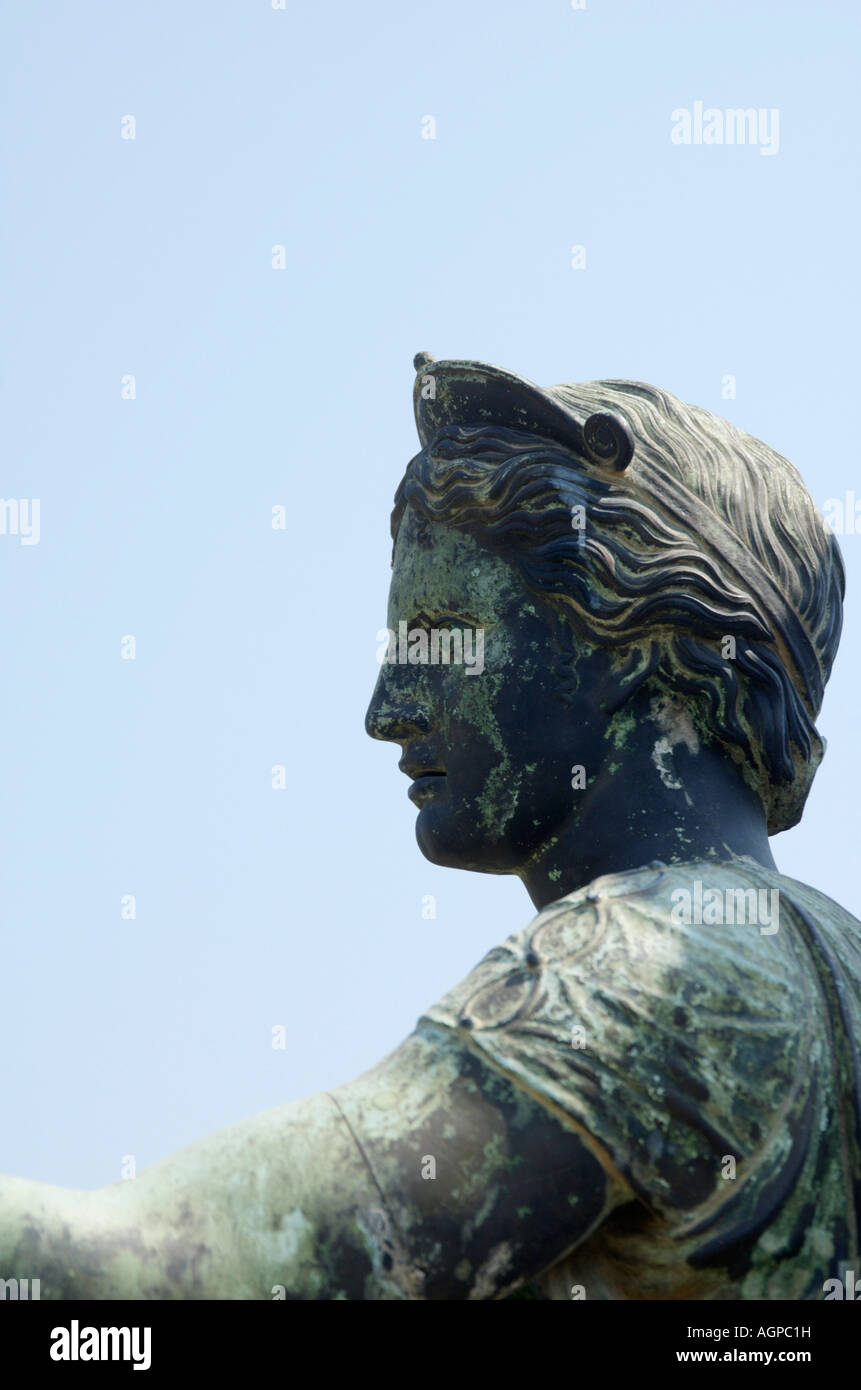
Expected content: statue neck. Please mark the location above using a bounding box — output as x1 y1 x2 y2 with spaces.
519 716 778 910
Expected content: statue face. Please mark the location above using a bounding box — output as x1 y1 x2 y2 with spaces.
365 503 619 877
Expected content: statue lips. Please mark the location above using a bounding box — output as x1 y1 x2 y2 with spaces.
400 758 447 804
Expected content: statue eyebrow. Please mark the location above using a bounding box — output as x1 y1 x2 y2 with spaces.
408 607 488 630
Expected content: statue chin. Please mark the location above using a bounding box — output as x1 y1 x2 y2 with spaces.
415 810 472 871
415 807 521 877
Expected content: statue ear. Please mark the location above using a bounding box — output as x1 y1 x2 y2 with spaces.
599 642 660 717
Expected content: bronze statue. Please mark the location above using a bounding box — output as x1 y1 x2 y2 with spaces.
2 355 858 1300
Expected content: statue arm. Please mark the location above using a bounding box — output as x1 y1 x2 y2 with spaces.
1 1025 632 1300
0 1087 394 1300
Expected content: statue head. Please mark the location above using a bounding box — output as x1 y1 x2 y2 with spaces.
365 355 844 896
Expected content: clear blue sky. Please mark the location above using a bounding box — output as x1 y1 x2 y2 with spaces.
2 0 860 1187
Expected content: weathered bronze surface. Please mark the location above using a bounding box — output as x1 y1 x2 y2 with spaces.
2 355 858 1299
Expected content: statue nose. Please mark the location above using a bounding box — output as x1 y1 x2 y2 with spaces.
365 684 431 742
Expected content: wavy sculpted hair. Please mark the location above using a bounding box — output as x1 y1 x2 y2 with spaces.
391 380 845 835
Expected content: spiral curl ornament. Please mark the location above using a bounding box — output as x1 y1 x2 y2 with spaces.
582 411 635 471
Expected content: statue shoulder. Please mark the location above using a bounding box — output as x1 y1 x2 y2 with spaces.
421 858 805 1037
416 858 861 1295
